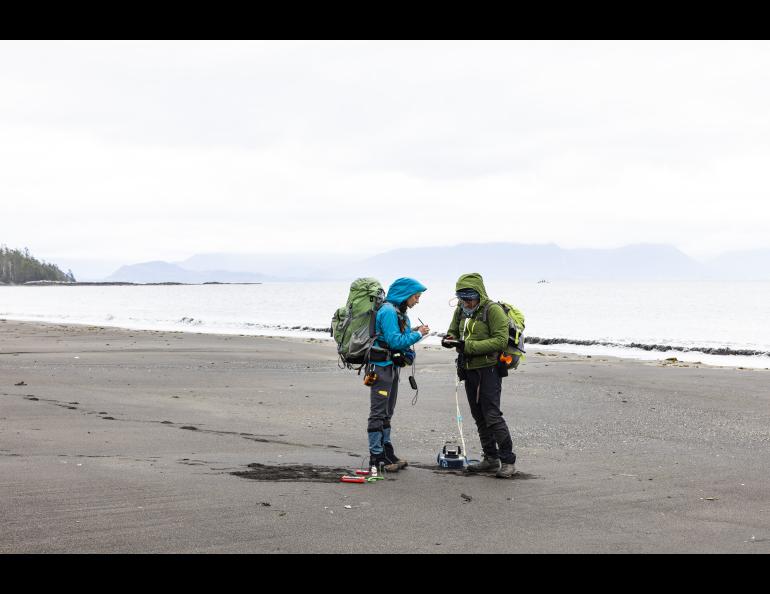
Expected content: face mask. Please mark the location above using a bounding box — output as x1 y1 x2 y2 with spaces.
461 303 478 316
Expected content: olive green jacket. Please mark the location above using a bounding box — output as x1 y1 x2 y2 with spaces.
446 273 509 370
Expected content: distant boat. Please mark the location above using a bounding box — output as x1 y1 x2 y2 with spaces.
537 280 550 284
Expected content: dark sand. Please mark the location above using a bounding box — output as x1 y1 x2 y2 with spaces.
1 320 769 553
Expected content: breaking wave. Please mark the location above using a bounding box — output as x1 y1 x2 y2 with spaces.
230 323 770 358
241 322 332 334
525 336 770 358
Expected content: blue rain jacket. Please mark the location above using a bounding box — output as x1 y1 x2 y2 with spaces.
372 277 427 367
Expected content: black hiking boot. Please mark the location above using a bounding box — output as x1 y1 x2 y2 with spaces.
465 456 501 474
384 442 408 470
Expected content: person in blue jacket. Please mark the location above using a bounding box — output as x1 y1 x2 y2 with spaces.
367 277 429 472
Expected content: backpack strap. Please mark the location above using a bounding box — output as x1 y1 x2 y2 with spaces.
481 301 506 323
371 302 407 353
481 302 492 323
397 309 407 333
368 308 377 337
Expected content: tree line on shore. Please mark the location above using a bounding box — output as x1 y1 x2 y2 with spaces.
0 246 75 284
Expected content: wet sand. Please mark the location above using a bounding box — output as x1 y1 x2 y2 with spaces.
1 319 769 553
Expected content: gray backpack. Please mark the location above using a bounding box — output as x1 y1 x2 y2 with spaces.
331 278 385 368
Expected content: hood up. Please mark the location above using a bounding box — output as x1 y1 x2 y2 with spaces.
385 277 427 306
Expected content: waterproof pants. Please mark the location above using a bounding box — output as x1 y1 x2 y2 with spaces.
367 364 400 455
464 366 516 464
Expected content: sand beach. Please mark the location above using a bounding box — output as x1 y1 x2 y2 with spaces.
1 319 769 553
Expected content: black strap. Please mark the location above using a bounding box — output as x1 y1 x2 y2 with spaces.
372 303 407 353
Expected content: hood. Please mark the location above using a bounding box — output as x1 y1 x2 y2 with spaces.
455 272 489 302
385 277 427 306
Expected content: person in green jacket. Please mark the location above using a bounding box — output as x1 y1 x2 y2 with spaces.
442 272 517 478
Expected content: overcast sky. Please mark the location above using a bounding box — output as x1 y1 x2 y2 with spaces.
2 40 770 273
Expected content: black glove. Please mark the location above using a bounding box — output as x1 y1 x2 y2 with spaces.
442 337 464 351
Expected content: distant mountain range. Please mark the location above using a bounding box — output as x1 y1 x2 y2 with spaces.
102 244 770 283
703 248 770 280
178 252 351 280
349 243 698 282
106 261 274 284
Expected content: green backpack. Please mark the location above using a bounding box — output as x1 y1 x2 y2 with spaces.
331 278 385 368
482 301 526 370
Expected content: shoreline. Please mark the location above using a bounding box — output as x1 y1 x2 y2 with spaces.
2 316 769 371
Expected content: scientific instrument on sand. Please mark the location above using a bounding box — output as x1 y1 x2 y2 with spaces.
437 442 467 469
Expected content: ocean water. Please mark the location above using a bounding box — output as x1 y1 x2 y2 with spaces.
1 281 769 369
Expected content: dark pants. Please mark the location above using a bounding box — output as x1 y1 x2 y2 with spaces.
367 364 400 454
464 366 516 464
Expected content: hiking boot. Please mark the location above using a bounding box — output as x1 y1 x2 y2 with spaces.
383 442 408 470
369 454 399 473
465 456 501 473
495 462 518 479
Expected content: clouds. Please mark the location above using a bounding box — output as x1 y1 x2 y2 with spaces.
2 40 770 265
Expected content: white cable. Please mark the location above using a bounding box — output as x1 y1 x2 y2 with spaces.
455 374 467 460
456 316 471 460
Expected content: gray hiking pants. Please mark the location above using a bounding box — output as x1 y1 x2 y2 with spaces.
367 364 400 453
